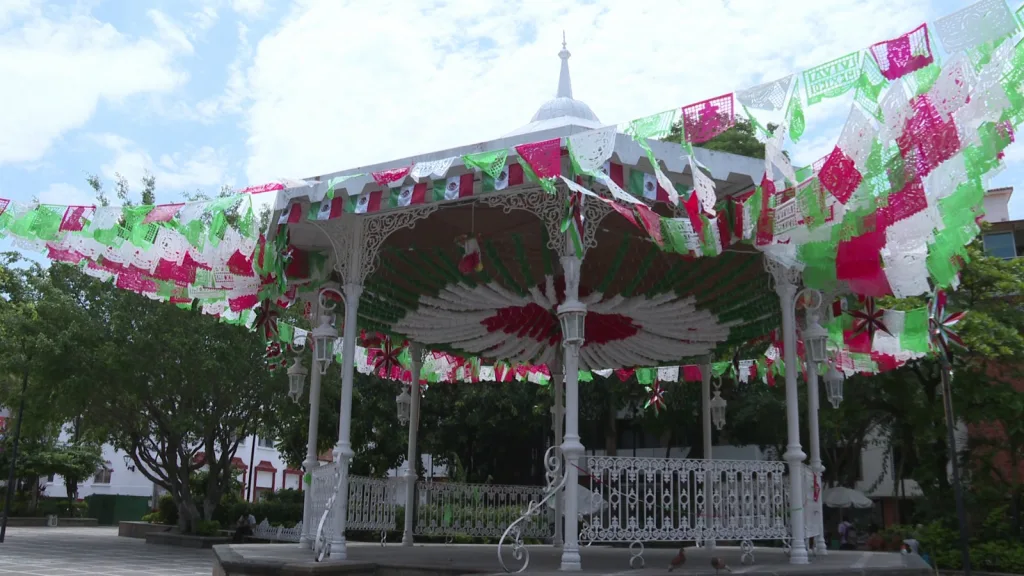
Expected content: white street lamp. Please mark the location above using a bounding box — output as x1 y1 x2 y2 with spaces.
710 390 727 430
311 315 338 375
803 313 829 364
287 359 308 404
396 386 412 426
825 364 845 408
556 300 586 345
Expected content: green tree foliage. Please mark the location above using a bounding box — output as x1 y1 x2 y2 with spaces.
265 369 408 478
664 117 776 159
417 382 551 485
6 174 286 534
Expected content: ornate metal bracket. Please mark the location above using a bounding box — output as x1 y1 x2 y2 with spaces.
313 463 345 562
481 188 566 256
497 445 567 573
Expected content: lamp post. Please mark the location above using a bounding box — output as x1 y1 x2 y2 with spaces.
401 344 423 547
824 364 845 409
940 359 973 575
709 384 727 431
0 365 29 544
556 254 586 571
800 296 829 556
396 386 412 426
288 360 309 404
311 315 338 375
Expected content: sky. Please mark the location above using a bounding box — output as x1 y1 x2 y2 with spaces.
1 0 1022 247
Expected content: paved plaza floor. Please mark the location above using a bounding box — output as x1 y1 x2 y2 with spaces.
0 527 213 576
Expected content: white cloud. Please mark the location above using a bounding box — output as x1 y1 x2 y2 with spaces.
0 6 188 165
239 0 948 184
37 182 95 206
191 22 252 121
147 10 195 55
190 5 219 33
88 133 231 198
231 0 266 18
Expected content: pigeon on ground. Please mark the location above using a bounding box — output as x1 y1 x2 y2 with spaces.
710 556 732 573
668 547 686 571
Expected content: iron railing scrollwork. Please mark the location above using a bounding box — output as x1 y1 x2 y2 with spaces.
497 445 567 573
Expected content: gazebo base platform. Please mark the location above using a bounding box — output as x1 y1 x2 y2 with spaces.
213 542 931 575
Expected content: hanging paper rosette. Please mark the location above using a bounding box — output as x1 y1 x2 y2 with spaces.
361 332 408 379
847 297 891 340
928 289 966 361
644 382 667 414
254 298 280 340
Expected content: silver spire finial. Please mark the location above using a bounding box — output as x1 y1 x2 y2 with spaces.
556 33 572 98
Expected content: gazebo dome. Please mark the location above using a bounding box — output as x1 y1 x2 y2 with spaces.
503 36 603 137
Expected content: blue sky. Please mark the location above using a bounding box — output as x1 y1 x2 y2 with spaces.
1 0 1021 251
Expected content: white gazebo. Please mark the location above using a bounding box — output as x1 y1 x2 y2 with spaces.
278 40 830 571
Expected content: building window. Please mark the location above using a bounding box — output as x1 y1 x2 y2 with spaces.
258 437 275 449
93 462 113 484
47 473 55 483
983 232 1017 259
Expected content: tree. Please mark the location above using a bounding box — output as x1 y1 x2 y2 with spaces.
27 174 283 534
417 381 551 485
857 241 1024 523
664 117 776 159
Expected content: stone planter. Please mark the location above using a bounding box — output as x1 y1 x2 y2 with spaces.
146 531 232 549
3 517 99 528
118 521 174 539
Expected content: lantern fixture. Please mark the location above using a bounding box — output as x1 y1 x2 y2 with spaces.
556 300 587 345
287 359 308 404
710 390 728 430
311 315 338 374
803 313 829 364
396 386 412 426
825 363 845 408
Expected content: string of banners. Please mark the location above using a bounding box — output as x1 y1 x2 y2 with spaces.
0 0 1017 330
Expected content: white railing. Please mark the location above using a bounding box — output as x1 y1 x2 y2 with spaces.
310 461 338 542
415 480 554 539
348 475 399 532
579 456 789 545
309 462 399 543
252 518 304 542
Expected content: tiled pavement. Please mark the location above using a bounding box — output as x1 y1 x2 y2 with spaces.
0 527 213 576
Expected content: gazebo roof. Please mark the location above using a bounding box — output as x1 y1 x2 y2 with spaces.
268 43 787 370
502 36 603 138
272 42 766 213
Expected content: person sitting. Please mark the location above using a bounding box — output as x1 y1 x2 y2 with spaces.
232 514 254 543
838 520 856 550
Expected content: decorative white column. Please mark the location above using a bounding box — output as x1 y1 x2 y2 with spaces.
699 361 716 550
557 255 585 572
329 282 362 559
768 261 809 565
805 306 827 556
402 343 423 546
551 357 565 548
299 354 323 548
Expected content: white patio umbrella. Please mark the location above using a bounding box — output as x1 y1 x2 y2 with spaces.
547 485 607 516
823 486 874 509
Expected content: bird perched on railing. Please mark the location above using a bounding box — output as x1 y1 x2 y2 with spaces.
668 547 686 571
710 556 732 573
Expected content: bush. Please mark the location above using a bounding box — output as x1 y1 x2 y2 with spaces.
157 494 178 526
194 519 221 537
141 512 161 523
262 488 303 506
